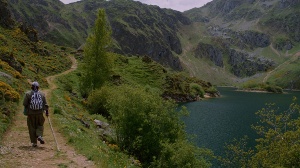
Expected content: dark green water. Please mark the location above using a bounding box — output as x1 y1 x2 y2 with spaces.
181 87 300 157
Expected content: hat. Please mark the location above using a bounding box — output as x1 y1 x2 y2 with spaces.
32 81 39 87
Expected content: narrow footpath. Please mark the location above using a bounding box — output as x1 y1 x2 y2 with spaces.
0 56 95 168
263 51 300 83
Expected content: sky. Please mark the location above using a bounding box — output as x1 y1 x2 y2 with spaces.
59 0 212 12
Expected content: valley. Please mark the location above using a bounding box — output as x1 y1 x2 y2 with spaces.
2 0 300 167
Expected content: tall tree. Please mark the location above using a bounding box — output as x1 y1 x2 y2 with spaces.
80 9 112 95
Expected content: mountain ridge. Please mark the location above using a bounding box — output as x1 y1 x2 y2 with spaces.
6 0 300 88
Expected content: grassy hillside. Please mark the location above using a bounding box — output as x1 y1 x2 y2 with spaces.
0 24 71 140
44 51 216 167
182 0 300 89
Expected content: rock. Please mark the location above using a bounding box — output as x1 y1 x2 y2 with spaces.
0 72 12 79
274 39 293 50
0 51 22 73
279 0 300 8
236 30 271 48
229 49 275 77
94 119 109 129
19 23 38 42
194 42 224 67
0 0 15 28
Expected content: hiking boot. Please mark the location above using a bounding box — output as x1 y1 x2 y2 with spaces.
32 143 37 147
37 136 45 144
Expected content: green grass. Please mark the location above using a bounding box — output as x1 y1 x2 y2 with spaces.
0 25 73 144
51 68 140 167
267 58 300 89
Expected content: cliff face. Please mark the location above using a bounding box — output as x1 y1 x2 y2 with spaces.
8 0 191 70
229 50 275 77
0 0 15 28
194 42 224 67
102 1 191 70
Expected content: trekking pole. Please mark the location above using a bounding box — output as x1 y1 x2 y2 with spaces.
47 115 60 151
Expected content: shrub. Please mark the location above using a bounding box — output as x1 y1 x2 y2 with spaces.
86 86 111 117
206 86 218 94
53 105 62 115
0 81 20 102
190 83 205 98
264 85 283 93
98 85 212 167
152 140 213 168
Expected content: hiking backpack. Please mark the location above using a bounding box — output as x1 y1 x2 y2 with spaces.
29 91 43 110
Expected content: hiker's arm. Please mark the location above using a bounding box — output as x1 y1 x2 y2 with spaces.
43 94 48 110
23 93 29 107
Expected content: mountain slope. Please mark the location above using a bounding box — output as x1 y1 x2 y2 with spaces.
182 0 300 88
9 0 192 70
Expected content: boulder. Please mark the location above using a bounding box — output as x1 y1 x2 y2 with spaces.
0 51 22 73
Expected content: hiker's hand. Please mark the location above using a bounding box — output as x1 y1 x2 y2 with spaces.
45 110 49 116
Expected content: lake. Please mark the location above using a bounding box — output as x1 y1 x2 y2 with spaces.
181 87 300 158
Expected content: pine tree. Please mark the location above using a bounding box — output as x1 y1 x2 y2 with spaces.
80 9 112 95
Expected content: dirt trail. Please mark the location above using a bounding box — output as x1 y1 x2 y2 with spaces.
263 51 300 83
0 56 95 168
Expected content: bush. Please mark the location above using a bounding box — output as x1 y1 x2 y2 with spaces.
98 85 212 167
53 105 62 115
86 86 111 117
264 85 283 93
0 81 20 102
206 86 218 94
190 83 205 98
152 140 213 168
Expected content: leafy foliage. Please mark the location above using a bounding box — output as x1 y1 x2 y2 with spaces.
190 83 205 98
220 98 300 167
241 82 283 93
0 81 20 102
80 9 113 95
219 136 254 168
88 84 212 167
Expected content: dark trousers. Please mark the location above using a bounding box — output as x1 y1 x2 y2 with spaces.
27 114 45 144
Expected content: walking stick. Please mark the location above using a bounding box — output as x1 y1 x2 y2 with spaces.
47 115 60 151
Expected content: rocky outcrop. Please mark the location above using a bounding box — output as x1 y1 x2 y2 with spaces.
103 1 189 70
9 0 190 71
279 0 300 8
273 39 293 50
0 0 15 28
215 0 243 14
229 49 275 77
19 23 38 42
0 51 22 73
235 30 271 48
194 42 224 67
264 12 300 42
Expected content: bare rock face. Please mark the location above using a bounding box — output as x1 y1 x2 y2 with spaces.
0 0 15 28
279 0 300 8
19 23 38 42
0 51 22 73
194 42 224 67
229 49 275 77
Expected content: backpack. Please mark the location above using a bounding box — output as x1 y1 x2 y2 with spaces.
29 91 44 110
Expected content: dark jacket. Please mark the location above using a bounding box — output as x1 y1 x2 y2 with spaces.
23 90 48 115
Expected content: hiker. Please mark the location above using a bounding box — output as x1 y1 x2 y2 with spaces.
23 81 49 147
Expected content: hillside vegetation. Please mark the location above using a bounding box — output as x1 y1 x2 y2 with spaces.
8 0 300 89
0 7 71 141
182 0 300 89
1 1 217 167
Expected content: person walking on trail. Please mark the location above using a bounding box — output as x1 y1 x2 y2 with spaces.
23 81 49 147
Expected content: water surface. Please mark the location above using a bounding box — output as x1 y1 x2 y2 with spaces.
181 87 300 156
